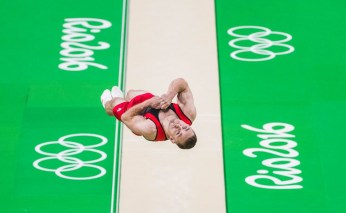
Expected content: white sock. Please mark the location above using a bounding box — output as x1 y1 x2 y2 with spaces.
101 89 112 108
111 86 124 98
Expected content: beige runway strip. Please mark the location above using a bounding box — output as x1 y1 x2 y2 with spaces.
119 1 225 212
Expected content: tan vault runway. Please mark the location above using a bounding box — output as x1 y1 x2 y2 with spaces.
119 1 226 212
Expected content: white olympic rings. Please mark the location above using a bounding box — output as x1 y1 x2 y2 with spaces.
33 133 108 180
227 26 294 62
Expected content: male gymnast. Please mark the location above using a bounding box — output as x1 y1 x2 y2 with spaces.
100 78 197 149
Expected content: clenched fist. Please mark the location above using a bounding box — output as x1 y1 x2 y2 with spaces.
160 94 172 109
149 96 162 109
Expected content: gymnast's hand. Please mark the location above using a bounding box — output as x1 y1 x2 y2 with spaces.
149 96 162 109
159 94 172 110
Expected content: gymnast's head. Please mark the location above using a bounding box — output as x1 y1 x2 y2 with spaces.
167 118 197 149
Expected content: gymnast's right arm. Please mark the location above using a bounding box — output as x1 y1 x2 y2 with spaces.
121 97 161 136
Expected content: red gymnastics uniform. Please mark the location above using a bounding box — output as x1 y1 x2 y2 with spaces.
112 93 192 141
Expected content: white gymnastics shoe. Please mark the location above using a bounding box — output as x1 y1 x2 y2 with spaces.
101 89 112 108
111 86 124 98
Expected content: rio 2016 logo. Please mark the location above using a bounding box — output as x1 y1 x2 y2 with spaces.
33 133 108 180
241 122 303 189
59 18 112 71
228 26 294 62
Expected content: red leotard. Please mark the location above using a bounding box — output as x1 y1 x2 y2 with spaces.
112 93 192 141
112 93 154 121
144 104 192 141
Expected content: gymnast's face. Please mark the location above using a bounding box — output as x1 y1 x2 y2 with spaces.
168 118 194 144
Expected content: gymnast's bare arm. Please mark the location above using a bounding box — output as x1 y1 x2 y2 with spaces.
121 96 161 136
160 78 196 122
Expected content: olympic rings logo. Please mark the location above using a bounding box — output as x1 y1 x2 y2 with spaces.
33 133 108 180
228 26 294 61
